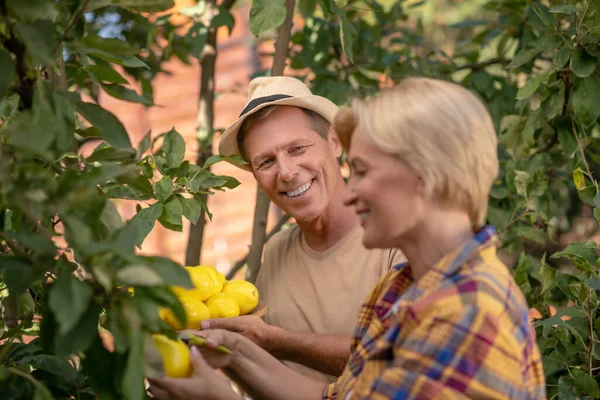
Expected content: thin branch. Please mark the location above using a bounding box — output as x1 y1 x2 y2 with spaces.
52 0 92 56
588 289 594 375
0 231 29 259
452 58 504 72
571 116 597 189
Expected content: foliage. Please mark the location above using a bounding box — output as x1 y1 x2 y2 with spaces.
0 0 239 398
1 0 600 398
285 0 600 397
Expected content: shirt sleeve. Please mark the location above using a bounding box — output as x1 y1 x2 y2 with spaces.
345 304 523 400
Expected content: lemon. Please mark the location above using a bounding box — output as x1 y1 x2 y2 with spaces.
152 334 191 378
222 280 259 315
162 296 211 330
204 293 240 319
172 266 223 301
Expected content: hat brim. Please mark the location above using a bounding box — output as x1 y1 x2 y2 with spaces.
218 95 339 171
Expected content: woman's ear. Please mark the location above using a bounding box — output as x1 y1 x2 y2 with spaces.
328 127 343 158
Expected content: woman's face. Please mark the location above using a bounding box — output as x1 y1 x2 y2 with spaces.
343 128 425 249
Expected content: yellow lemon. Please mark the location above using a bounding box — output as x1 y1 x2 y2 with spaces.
172 266 223 301
221 280 259 315
204 293 240 319
162 297 211 330
152 334 191 378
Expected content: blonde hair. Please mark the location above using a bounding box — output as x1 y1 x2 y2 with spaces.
335 77 499 227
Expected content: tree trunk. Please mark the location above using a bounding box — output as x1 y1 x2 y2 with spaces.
185 0 237 265
246 0 296 283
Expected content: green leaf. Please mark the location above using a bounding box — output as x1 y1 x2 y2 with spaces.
162 128 186 168
513 170 531 197
558 376 578 400
29 354 78 386
7 0 59 22
117 265 164 286
575 374 600 398
553 46 572 69
586 277 600 289
556 116 577 158
182 198 202 225
0 256 37 295
33 385 53 400
211 10 235 34
203 154 247 168
540 264 558 293
87 146 137 162
573 168 587 191
83 35 136 55
550 4 577 14
101 83 154 106
334 0 348 6
87 64 129 84
585 75 600 117
15 21 56 65
154 176 173 203
513 226 546 244
119 0 175 12
249 0 287 36
137 131 152 157
551 241 597 273
129 202 164 249
0 48 16 100
100 200 124 232
77 102 132 149
505 47 539 69
121 331 145 400
570 48 597 78
141 257 193 288
338 11 356 64
48 274 93 334
299 0 318 18
158 197 183 232
572 78 600 128
516 72 550 100
54 302 100 357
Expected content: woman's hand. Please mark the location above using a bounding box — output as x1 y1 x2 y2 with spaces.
148 345 240 400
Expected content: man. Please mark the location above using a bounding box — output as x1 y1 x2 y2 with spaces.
205 76 404 382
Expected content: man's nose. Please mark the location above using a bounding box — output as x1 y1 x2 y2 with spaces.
277 158 298 182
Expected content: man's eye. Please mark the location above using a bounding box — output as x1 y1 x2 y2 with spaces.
353 170 366 177
258 159 273 169
291 146 306 154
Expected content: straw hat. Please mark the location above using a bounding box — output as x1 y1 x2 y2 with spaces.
218 76 339 171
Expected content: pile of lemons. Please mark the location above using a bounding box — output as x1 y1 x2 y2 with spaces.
160 265 259 330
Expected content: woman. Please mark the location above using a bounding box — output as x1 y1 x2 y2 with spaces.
150 78 546 400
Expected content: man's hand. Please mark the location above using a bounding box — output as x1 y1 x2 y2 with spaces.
201 316 280 353
148 346 240 400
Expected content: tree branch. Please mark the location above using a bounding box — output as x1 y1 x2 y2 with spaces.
0 230 30 259
452 57 504 72
246 0 295 284
52 0 92 56
185 1 220 266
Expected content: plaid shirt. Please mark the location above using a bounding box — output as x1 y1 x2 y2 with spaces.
323 226 546 400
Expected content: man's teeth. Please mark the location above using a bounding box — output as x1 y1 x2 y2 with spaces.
359 212 369 220
286 180 313 197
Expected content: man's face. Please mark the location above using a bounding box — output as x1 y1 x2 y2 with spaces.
243 106 343 222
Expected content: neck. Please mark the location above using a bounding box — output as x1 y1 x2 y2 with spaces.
297 180 359 252
399 207 474 282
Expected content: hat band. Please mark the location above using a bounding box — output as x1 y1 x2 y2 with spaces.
239 94 292 117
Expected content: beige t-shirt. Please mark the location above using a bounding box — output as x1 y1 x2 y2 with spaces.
255 224 406 383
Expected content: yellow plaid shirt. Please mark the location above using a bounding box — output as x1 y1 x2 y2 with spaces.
323 226 546 399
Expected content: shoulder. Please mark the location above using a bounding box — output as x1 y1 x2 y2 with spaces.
410 260 529 333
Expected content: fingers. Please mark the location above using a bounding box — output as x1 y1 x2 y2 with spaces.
148 378 175 400
190 346 209 375
200 317 241 331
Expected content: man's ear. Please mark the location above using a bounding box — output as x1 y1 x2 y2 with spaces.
328 127 343 158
